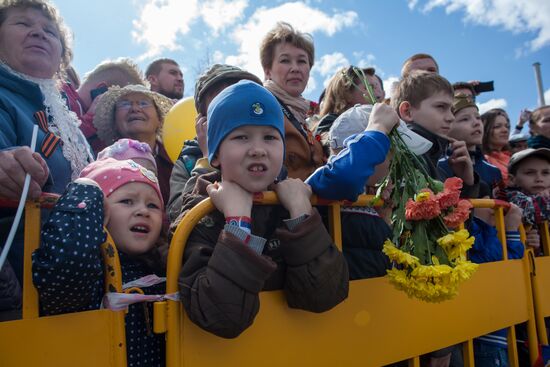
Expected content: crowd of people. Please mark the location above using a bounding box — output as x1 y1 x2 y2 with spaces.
1 1 550 367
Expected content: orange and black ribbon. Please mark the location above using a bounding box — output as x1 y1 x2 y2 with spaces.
34 111 61 158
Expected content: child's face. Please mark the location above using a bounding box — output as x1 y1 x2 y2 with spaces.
448 106 482 149
407 91 454 136
509 156 550 195
212 125 284 193
531 107 550 138
106 182 163 255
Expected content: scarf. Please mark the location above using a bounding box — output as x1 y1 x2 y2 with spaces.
1 63 93 179
263 79 310 123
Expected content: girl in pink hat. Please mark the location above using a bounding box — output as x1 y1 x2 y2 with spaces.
33 158 168 367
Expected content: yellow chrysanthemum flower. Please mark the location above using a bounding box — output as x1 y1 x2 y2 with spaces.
383 240 420 267
437 230 475 260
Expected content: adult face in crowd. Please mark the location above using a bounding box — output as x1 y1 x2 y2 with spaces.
261 22 313 98
93 85 172 154
0 0 91 199
401 53 439 77
482 109 511 153
146 59 184 100
93 84 174 203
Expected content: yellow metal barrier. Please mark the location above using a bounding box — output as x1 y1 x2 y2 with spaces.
0 195 127 367
159 194 539 367
531 220 550 346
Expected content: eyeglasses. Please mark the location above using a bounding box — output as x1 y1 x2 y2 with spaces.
341 66 377 105
115 100 154 111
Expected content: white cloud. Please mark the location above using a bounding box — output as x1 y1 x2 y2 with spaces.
408 0 550 52
316 52 349 77
212 50 225 64
303 74 318 97
383 76 400 99
477 98 508 114
200 0 248 36
132 0 199 60
225 2 358 79
132 0 249 60
355 52 376 68
545 88 550 105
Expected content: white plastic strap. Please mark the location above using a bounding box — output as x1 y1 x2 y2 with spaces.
102 292 179 311
0 124 39 271
122 274 166 290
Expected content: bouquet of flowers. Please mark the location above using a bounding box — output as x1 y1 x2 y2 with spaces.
376 131 478 302
351 67 479 302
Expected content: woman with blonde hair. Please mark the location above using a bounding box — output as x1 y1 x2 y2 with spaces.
316 66 384 135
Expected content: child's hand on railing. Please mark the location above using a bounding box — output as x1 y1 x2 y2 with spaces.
504 203 523 231
525 229 541 250
206 181 252 218
272 178 312 218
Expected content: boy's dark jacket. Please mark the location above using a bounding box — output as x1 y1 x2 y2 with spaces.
408 122 480 198
174 171 349 338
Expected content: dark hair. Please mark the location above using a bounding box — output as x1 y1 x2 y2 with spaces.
0 0 73 73
391 70 453 113
260 22 315 72
145 58 179 78
481 108 510 153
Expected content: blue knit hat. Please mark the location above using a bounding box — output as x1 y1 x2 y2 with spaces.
207 80 284 163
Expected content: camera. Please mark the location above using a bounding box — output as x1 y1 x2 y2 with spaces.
473 81 494 94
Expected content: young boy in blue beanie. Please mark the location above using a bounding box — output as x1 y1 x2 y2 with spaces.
176 80 349 338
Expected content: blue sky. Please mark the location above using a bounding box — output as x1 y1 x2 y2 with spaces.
53 0 550 127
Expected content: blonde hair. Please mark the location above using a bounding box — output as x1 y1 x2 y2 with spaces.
82 58 144 88
260 22 315 72
530 105 550 127
320 66 376 117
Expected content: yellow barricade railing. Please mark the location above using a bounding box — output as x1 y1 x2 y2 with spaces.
530 220 550 347
0 194 127 367
1 192 546 366
157 194 539 367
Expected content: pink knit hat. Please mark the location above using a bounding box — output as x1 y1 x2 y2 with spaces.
80 158 163 208
97 139 157 169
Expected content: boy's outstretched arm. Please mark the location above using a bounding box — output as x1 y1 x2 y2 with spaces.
306 103 396 201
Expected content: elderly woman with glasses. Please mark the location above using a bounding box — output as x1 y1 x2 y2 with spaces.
93 84 174 203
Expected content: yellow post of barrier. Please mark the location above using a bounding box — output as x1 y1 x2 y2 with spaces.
328 203 342 250
462 339 474 367
523 249 540 365
539 221 550 256
22 201 40 319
